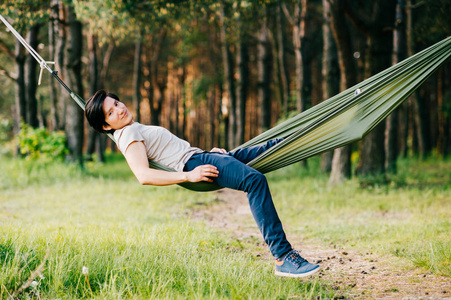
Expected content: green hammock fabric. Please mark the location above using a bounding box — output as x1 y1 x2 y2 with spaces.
2 14 449 192
46 36 451 192
176 36 451 191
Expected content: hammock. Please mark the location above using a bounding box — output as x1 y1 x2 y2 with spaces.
2 15 450 192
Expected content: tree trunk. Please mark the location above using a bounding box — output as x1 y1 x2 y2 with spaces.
147 29 166 126
25 24 40 128
86 32 98 160
48 0 60 131
235 20 248 146
86 33 106 162
14 39 26 133
64 4 84 165
276 0 290 118
281 0 307 114
352 0 396 177
133 33 143 123
293 0 307 113
208 87 216 150
328 0 358 185
99 41 115 88
320 0 339 173
385 0 407 173
436 68 445 156
257 15 272 133
442 64 451 157
55 0 67 131
219 1 236 148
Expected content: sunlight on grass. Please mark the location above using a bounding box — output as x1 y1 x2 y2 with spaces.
266 156 451 277
0 154 334 299
1 153 449 298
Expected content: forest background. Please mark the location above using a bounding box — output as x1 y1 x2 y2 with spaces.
0 0 450 182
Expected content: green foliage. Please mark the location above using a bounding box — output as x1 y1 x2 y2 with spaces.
16 122 68 161
0 119 13 142
0 0 50 31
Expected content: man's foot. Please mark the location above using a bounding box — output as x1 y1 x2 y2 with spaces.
274 250 320 278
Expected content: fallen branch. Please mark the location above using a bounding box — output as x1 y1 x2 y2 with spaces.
10 248 50 299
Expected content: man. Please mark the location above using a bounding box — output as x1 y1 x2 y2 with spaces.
85 89 320 278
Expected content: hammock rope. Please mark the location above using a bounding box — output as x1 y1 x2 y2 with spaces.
1 14 450 192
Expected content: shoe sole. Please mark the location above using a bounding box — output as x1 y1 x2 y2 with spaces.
274 266 320 278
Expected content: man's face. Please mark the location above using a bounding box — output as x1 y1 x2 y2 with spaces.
102 96 134 131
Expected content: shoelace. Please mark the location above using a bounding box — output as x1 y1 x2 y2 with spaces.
286 250 307 268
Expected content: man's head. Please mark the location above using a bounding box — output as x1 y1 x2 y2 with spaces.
85 90 132 134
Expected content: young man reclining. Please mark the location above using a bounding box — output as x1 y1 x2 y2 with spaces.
85 89 320 278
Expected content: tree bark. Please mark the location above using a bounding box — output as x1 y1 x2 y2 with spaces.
436 68 445 156
283 0 307 113
55 1 67 131
320 0 339 173
276 0 290 118
48 0 60 131
25 24 40 128
235 16 248 146
385 0 407 173
351 0 396 177
64 4 84 165
14 39 26 133
86 33 106 162
133 33 143 123
257 13 273 133
147 29 167 126
219 1 236 149
328 0 358 185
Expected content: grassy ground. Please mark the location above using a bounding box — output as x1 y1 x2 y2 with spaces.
0 153 449 299
0 154 333 299
265 156 451 278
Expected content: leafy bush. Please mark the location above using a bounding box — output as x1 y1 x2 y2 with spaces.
16 123 68 160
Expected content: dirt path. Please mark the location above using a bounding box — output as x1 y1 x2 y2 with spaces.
190 189 451 299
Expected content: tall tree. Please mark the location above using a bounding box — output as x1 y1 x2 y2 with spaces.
282 0 308 113
235 2 249 146
219 0 236 149
385 0 407 174
406 0 431 158
48 0 60 131
257 7 273 132
276 0 290 118
347 0 397 177
147 28 167 126
24 24 40 127
85 33 107 162
328 0 358 184
0 1 49 134
133 32 143 123
320 0 339 172
14 39 26 132
64 4 84 164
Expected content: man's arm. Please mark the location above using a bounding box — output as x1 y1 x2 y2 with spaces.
123 141 219 186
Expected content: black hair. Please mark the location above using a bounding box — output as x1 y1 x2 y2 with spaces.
85 89 120 134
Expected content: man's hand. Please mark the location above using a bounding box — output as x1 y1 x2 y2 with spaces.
210 147 227 154
186 165 219 183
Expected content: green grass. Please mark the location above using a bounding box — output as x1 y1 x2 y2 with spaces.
266 156 451 277
0 155 334 299
1 154 450 299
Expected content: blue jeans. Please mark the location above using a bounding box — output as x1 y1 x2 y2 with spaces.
183 139 292 259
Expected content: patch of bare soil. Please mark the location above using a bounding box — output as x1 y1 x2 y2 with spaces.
189 189 451 299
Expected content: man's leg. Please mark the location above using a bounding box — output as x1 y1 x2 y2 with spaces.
228 138 284 164
184 152 292 259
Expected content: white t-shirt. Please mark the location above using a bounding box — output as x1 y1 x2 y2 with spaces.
113 122 203 172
